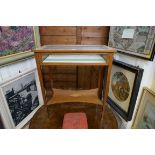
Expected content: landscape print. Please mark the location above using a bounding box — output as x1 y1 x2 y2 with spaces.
111 72 130 102
0 26 35 57
139 101 155 129
2 73 39 126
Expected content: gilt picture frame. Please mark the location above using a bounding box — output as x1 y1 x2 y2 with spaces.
0 26 37 66
0 69 43 128
107 60 143 121
108 26 155 61
133 87 155 129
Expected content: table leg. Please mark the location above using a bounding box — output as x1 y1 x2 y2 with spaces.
102 54 113 103
100 54 113 128
35 53 46 103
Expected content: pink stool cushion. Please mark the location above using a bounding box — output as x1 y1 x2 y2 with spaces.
62 112 88 129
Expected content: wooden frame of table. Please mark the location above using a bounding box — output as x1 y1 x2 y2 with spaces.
33 45 116 105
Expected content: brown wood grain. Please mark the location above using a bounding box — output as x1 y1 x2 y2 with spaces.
78 66 100 89
42 66 76 74
42 67 77 90
81 26 110 37
53 81 76 89
76 27 82 44
43 74 76 82
81 37 109 45
90 66 100 89
78 67 92 89
52 74 76 81
39 26 76 36
40 36 77 45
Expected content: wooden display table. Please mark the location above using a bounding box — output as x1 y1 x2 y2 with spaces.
33 45 116 104
32 45 117 128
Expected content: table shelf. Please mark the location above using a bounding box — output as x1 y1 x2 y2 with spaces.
42 54 107 66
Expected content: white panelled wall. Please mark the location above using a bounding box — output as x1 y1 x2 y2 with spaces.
0 58 36 83
114 53 155 128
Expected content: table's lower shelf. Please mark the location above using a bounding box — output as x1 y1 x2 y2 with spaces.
46 88 103 105
29 88 116 129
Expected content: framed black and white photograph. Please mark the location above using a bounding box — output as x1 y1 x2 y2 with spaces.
0 69 43 128
108 26 155 60
107 60 143 121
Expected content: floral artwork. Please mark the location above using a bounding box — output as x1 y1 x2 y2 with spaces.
0 26 35 57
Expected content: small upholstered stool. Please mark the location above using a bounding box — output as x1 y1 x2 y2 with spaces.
62 112 88 129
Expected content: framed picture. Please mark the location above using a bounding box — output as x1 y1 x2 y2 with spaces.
0 26 37 66
133 87 155 129
0 69 43 128
108 26 155 60
107 60 143 121
0 113 5 129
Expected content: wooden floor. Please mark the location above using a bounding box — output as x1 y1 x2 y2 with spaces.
29 104 118 129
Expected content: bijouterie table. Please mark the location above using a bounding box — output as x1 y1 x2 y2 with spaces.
33 45 116 104
32 45 117 128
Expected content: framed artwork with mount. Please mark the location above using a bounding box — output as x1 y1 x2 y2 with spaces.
107 60 143 121
108 26 155 61
133 87 155 129
0 69 43 128
0 26 37 66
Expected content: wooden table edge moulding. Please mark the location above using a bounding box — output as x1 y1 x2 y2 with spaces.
33 45 116 128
